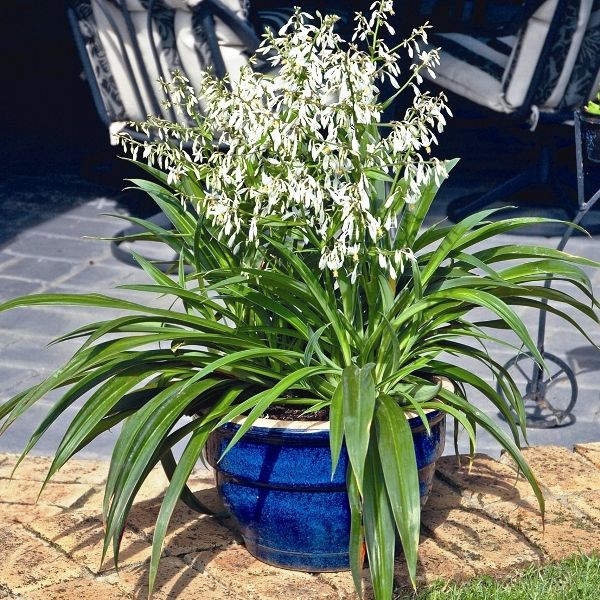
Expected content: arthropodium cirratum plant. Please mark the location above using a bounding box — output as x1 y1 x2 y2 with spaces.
1 3 600 598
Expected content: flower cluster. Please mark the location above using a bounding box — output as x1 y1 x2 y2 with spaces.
122 1 451 279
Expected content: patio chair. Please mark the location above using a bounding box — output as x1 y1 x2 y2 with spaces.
68 0 352 267
422 0 600 223
68 0 263 145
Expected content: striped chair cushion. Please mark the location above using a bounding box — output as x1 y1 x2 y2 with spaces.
72 0 351 130
425 31 517 113
251 3 351 37
559 1 600 110
73 0 252 123
424 0 593 115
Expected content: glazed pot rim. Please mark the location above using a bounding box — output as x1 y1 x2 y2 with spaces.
229 377 454 431
230 408 441 430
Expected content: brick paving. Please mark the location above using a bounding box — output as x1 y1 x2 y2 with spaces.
0 444 599 599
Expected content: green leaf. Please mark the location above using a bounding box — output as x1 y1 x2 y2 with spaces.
217 366 336 458
148 384 245 594
375 394 420 588
103 378 222 560
149 426 212 594
329 382 344 478
347 469 365 598
363 442 395 600
439 387 545 518
398 158 458 247
303 324 330 367
342 364 376 494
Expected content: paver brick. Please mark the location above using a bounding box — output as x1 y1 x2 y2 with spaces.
0 500 63 525
421 507 541 575
436 454 536 508
0 257 75 283
315 571 365 600
0 525 85 594
6 232 109 263
106 556 241 600
0 336 82 369
423 476 465 511
0 276 41 301
483 497 600 561
560 491 600 527
0 366 41 396
0 251 16 266
499 446 600 495
61 264 139 289
0 454 107 485
33 214 124 239
127 497 234 556
574 442 600 469
0 478 92 508
85 466 170 512
395 536 477 589
26 577 124 600
26 509 152 573
184 545 340 600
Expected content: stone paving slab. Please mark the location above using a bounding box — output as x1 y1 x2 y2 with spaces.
1 188 600 459
0 444 599 599
575 441 600 468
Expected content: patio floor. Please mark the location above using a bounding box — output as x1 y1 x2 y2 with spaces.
0 154 599 459
1 443 600 599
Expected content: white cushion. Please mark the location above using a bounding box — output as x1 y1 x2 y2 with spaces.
542 0 593 108
424 0 593 114
423 32 516 113
92 0 164 120
91 0 251 121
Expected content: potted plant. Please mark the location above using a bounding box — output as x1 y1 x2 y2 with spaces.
1 3 599 599
579 85 600 163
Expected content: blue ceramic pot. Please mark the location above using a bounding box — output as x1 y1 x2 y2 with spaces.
205 410 445 572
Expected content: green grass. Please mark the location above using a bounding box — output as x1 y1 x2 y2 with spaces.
399 554 600 600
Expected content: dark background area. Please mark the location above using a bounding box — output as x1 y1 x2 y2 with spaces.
1 3 108 178
0 2 579 206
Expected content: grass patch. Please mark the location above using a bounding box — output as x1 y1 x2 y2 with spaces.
399 554 600 600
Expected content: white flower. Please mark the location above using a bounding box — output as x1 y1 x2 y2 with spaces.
123 2 451 278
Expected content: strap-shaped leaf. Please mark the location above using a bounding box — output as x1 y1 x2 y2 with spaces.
398 158 458 248
149 383 246 594
342 364 376 494
363 442 395 600
329 381 344 478
103 378 224 567
420 207 502 285
150 426 212 593
129 178 196 237
45 367 158 486
217 366 336 458
375 394 420 588
267 239 353 364
347 469 365 599
439 387 545 518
